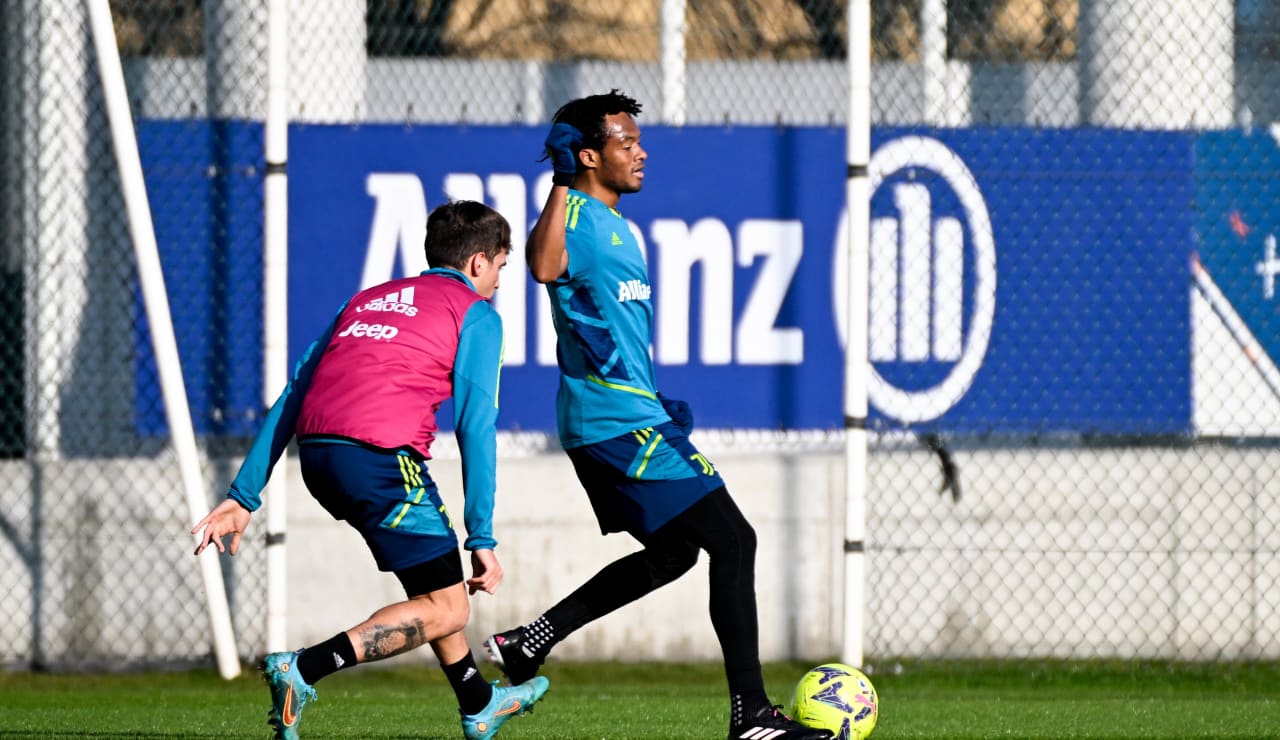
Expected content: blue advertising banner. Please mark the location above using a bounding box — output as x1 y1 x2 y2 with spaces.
136 122 1195 436
135 119 264 436
1195 130 1280 368
868 128 1193 435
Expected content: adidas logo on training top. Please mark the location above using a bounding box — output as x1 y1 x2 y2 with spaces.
357 286 418 316
611 232 624 245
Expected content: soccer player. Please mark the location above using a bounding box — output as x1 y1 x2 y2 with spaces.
484 91 832 740
191 200 549 740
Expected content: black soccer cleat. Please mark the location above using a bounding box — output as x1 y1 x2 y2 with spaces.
483 627 545 685
728 705 835 740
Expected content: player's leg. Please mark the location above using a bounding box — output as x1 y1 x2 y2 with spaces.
486 428 707 683
547 526 701 629
436 627 551 740
672 487 831 739
262 440 490 738
281 440 463 674
348 555 471 661
667 488 761 696
395 553 550 739
267 603 446 740
667 488 769 729
393 555 551 738
262 550 467 739
487 524 700 683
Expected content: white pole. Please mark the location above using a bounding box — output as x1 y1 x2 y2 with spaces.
842 0 872 669
921 0 947 125
85 0 241 679
263 0 290 654
660 0 687 125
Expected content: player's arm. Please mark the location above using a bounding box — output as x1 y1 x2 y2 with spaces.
224 301 346 513
527 183 569 283
452 301 504 558
527 122 582 283
195 308 344 555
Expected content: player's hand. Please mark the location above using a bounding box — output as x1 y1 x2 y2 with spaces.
658 393 694 435
191 498 252 556
542 122 583 183
467 548 503 595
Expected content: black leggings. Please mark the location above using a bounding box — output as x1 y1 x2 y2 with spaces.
544 486 763 695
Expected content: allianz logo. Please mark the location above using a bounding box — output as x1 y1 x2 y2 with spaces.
861 135 997 424
356 286 419 316
617 279 651 302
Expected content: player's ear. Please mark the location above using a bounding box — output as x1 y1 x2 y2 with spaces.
579 148 598 170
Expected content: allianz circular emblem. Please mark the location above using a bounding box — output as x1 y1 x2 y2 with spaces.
835 136 997 423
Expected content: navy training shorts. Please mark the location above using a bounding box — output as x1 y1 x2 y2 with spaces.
299 439 458 574
567 420 726 540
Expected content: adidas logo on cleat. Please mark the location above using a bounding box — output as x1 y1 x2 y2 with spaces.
737 729 788 740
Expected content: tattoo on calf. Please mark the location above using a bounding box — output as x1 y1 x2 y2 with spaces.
360 619 426 659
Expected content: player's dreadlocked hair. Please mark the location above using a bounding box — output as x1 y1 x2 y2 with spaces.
548 89 643 168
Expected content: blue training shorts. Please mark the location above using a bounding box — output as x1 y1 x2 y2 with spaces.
567 421 726 540
298 439 457 573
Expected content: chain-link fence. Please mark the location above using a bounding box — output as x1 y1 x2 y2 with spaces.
3 0 1279 670
1 0 270 669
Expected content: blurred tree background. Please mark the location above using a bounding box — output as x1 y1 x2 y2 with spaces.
108 0 1089 62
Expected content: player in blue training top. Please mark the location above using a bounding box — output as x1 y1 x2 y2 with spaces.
191 201 548 740
484 90 833 740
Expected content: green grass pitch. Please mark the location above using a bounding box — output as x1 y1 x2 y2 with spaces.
1 659 1278 738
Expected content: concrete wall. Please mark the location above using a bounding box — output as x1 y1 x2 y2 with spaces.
3 432 1278 667
270 436 1280 666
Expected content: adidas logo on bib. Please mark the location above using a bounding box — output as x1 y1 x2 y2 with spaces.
357 286 418 317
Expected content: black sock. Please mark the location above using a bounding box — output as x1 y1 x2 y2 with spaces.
520 615 557 656
295 633 357 685
444 652 493 716
730 692 773 726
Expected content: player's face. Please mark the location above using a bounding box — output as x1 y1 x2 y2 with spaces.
595 113 646 195
473 249 509 298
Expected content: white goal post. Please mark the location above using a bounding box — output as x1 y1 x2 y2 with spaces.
86 0 241 680
263 0 291 655
841 0 872 669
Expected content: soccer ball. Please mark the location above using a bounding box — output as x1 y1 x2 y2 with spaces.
788 663 878 740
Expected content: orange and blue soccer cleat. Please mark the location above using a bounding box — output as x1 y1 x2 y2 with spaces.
262 651 317 740
460 676 550 740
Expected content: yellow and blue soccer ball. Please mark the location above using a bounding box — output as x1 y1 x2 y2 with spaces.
788 663 878 740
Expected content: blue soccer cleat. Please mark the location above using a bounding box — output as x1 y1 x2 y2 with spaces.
262 651 317 740
460 676 550 740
